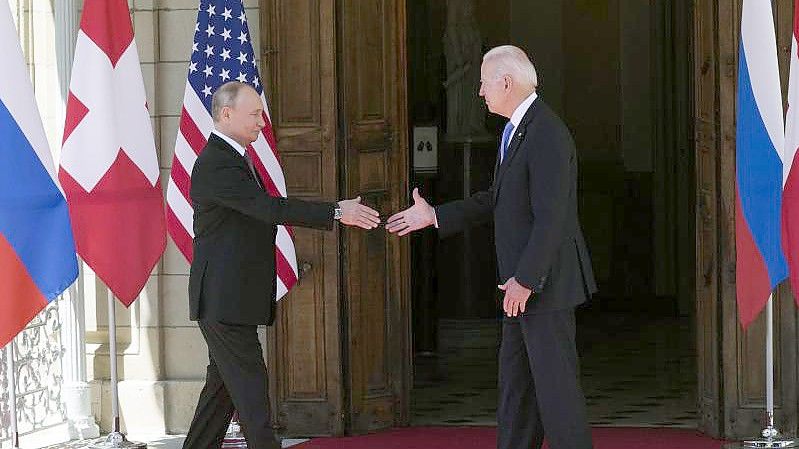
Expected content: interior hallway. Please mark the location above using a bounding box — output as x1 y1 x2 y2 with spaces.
411 312 696 428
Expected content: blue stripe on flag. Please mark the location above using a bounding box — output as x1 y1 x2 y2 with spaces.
0 98 78 300
737 41 789 288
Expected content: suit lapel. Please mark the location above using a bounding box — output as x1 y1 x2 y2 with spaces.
493 99 541 201
208 134 262 188
208 133 243 159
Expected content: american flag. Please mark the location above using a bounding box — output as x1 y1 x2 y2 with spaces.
167 0 298 300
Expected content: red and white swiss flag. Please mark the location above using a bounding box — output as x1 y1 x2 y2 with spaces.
58 0 165 306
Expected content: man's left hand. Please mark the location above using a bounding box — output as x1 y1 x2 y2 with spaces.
499 277 532 317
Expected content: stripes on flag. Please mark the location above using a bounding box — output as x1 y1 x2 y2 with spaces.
735 0 789 328
0 1 78 347
166 0 299 300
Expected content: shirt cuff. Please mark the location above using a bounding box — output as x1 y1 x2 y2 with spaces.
433 211 439 229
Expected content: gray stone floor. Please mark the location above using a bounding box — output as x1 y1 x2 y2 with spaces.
19 312 696 448
411 313 696 428
37 435 308 449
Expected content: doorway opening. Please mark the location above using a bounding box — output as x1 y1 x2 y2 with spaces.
406 0 696 428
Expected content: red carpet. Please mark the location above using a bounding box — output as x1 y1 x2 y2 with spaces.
295 426 727 449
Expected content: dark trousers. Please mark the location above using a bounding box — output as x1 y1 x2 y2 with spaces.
182 320 280 449
497 309 592 449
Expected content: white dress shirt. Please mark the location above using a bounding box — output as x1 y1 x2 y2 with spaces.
211 129 246 156
502 91 538 162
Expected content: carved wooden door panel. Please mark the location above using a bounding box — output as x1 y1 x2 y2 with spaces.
694 0 798 438
261 0 345 436
338 0 411 433
261 0 410 436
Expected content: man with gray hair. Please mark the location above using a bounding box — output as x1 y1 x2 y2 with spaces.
387 45 595 448
183 81 380 449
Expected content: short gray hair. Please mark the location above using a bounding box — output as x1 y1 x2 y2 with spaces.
211 81 253 121
483 45 538 90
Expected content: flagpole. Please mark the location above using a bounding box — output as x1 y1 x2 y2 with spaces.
6 340 20 448
90 289 145 449
766 295 775 432
727 294 797 449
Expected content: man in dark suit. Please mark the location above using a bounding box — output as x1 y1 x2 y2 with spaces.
387 46 596 449
183 81 380 449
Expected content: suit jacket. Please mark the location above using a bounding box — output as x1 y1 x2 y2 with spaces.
436 99 597 313
189 134 335 325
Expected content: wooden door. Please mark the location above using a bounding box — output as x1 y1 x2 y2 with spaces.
338 0 411 433
261 0 411 436
260 0 345 436
694 0 798 438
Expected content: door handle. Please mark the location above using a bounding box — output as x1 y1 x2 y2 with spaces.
298 260 313 280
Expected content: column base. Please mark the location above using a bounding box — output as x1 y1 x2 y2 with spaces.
63 381 101 440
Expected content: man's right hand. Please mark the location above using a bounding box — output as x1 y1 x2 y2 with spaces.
337 196 381 229
385 188 436 236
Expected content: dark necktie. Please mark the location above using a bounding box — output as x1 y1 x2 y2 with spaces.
243 153 263 189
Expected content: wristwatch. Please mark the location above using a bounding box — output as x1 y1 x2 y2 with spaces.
333 206 343 220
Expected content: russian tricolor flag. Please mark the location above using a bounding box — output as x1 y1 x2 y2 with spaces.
736 0 788 328
0 3 78 347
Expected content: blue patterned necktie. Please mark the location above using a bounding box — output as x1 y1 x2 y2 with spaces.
500 121 515 162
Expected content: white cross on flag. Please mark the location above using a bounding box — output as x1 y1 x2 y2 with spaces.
59 0 166 306
166 0 298 300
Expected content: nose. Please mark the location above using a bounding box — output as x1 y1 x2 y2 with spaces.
478 85 485 97
257 114 265 129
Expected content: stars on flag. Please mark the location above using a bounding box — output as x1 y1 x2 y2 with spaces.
188 0 262 111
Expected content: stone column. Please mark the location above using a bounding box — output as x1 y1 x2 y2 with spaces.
55 0 100 439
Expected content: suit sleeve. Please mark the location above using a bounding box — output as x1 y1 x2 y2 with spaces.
434 189 494 239
514 125 572 290
194 160 335 230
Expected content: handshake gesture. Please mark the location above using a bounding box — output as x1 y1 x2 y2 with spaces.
338 188 436 234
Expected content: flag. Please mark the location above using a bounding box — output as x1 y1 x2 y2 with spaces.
59 0 166 306
736 0 788 328
783 0 799 306
0 2 78 347
166 0 298 300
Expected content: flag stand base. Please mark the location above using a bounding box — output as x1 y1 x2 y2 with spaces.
221 417 248 448
89 432 146 448
725 427 798 448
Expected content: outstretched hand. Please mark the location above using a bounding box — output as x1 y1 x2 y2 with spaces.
499 277 532 317
338 196 380 229
385 188 436 236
